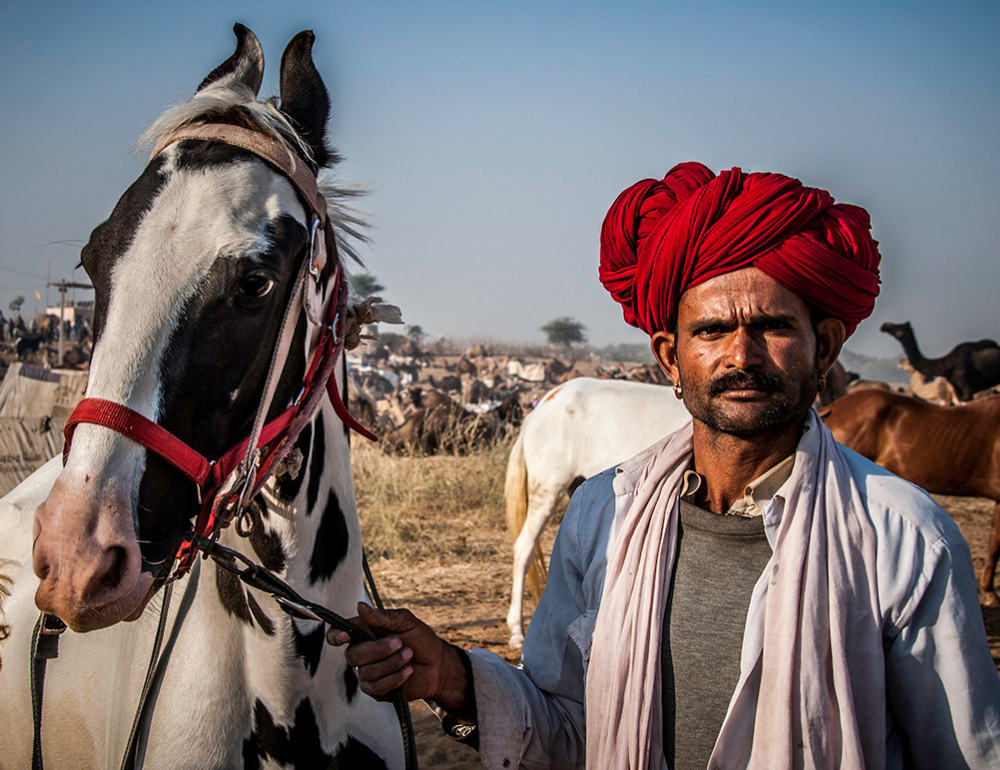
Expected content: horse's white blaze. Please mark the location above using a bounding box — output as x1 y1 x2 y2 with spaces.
76 153 306 481
505 378 691 646
33 155 312 631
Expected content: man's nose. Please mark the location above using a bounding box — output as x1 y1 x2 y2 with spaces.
726 327 766 368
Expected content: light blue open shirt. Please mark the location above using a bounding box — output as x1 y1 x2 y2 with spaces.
468 431 1000 769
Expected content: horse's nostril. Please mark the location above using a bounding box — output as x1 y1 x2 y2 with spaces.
99 546 128 589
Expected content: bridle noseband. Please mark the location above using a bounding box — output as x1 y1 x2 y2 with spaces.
62 122 377 579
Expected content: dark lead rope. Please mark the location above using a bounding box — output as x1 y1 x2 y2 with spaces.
120 582 174 770
30 612 66 770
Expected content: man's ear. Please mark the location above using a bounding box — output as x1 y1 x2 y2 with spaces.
816 317 847 376
651 330 681 385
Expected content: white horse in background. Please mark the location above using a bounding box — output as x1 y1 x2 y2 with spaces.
504 377 691 646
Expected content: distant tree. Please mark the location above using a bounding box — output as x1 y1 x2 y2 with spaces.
541 316 587 347
406 324 425 344
8 296 24 314
349 273 385 302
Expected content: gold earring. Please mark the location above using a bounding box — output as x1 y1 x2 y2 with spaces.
673 383 683 399
817 374 827 393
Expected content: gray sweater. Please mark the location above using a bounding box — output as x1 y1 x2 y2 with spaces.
662 500 772 770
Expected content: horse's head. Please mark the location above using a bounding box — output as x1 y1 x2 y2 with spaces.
32 25 353 631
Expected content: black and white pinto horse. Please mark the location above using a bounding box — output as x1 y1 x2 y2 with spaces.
0 26 405 768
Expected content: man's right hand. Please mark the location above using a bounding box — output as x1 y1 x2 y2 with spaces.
327 603 477 723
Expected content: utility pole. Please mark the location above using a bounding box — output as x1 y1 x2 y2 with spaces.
46 280 92 368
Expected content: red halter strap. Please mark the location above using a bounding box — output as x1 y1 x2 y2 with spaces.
63 123 379 578
63 400 213 485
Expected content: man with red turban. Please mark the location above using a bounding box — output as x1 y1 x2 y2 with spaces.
330 164 1000 769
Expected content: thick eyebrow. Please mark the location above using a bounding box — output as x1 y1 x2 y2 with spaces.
688 311 802 332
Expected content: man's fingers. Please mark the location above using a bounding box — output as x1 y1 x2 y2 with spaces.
355 645 413 685
343 635 402 668
324 612 376 647
325 606 423 648
357 665 414 701
356 603 421 635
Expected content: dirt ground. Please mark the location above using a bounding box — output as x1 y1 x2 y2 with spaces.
368 494 1000 769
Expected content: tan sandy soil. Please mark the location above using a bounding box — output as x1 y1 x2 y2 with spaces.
368 495 999 768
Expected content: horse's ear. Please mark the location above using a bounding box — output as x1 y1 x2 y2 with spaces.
279 30 333 168
197 23 265 96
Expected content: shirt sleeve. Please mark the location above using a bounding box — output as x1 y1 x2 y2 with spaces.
470 471 617 769
884 527 1000 769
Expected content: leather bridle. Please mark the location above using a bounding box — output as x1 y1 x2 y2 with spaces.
62 122 378 578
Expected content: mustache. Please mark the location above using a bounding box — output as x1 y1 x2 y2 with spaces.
708 370 785 396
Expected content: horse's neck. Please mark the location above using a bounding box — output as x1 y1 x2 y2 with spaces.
224 394 362 613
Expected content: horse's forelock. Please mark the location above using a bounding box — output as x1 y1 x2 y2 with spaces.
136 82 370 267
137 81 314 166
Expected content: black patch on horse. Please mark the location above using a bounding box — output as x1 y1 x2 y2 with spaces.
216 563 274 635
249 520 287 573
306 412 326 513
274 421 312 503
344 663 359 703
290 618 325 676
243 697 388 769
247 592 275 636
309 489 349 584
216 565 252 626
80 154 171 341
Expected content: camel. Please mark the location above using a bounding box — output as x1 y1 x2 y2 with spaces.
881 321 1000 402
897 359 960 405
381 401 501 455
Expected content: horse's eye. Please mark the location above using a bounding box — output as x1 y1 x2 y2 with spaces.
239 273 274 299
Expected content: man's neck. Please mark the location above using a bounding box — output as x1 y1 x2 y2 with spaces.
690 418 805 515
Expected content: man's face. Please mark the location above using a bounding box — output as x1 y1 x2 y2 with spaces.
652 268 841 438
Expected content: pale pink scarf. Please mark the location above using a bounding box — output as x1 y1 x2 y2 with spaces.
586 413 885 769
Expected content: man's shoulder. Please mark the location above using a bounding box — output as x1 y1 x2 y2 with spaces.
571 466 619 519
837 443 963 547
555 465 622 566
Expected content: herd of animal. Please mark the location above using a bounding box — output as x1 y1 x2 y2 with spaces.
346 342 668 456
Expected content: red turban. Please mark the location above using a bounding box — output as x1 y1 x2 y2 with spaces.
599 163 881 337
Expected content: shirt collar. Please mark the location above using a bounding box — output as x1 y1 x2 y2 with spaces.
677 453 794 516
613 418 811 509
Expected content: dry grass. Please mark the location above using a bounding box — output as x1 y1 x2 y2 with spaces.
352 435 513 564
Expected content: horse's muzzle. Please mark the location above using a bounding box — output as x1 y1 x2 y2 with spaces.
32 474 154 632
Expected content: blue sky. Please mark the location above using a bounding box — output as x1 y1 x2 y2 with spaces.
2 1 998 357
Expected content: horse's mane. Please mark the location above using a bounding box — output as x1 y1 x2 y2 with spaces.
137 81 370 265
